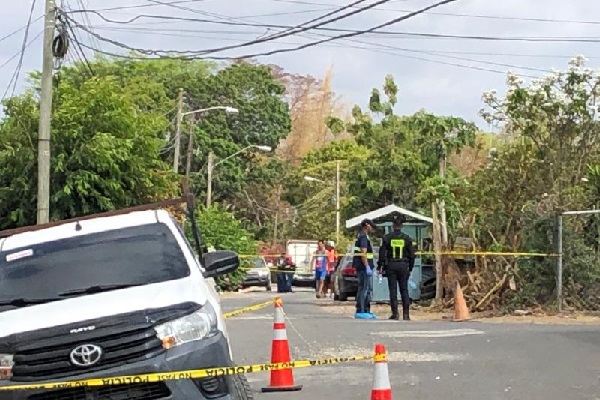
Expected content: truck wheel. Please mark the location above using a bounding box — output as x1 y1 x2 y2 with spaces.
266 282 272 291
231 374 254 400
338 291 348 301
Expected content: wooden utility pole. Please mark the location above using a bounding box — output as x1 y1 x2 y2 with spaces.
185 117 195 180
36 0 57 225
173 88 184 173
439 156 449 246
432 202 444 302
206 151 214 208
335 160 341 245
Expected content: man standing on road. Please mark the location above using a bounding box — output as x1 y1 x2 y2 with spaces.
276 253 295 293
378 215 416 320
313 240 328 298
353 219 377 318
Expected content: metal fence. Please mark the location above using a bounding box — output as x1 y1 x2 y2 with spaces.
557 209 600 313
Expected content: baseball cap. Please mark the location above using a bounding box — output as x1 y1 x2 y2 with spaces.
327 240 335 248
392 214 406 225
360 218 377 229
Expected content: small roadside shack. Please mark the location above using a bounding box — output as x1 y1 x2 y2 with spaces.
345 204 434 302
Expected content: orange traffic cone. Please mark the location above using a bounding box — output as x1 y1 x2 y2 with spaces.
370 343 392 400
453 281 471 322
261 297 303 393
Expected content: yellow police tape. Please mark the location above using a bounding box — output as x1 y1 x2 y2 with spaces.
0 355 382 391
222 299 273 319
239 251 559 259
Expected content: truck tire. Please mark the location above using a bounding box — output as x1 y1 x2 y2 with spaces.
338 291 348 301
231 374 254 400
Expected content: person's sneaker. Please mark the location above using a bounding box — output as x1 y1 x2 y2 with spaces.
389 314 400 320
368 313 378 319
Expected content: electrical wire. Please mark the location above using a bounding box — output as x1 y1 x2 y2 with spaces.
205 0 461 59
0 14 44 44
65 10 600 43
90 24 598 60
269 0 600 25
2 0 38 102
65 0 460 57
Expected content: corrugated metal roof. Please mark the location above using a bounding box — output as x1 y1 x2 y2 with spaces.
345 204 433 228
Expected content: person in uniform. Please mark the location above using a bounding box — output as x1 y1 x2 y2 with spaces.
378 214 416 320
353 219 377 318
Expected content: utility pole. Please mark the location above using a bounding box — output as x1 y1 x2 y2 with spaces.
36 0 57 225
335 160 341 245
185 117 195 180
173 88 184 173
206 151 214 208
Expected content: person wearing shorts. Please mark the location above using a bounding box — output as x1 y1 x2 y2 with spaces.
324 241 337 298
313 240 328 298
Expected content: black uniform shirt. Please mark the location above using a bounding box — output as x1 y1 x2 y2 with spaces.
379 229 416 271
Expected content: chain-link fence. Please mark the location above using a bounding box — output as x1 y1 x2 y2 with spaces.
558 210 600 313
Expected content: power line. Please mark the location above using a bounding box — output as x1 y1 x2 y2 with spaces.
268 0 600 25
2 0 38 102
196 0 396 55
68 0 461 57
204 0 461 59
65 11 600 43
89 24 600 60
0 14 44 45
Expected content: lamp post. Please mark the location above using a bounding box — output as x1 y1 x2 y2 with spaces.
304 160 341 244
173 101 239 173
207 145 272 208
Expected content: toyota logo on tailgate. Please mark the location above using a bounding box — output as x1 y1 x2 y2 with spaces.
69 344 103 367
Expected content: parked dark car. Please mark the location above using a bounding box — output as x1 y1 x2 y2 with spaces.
332 253 358 301
332 248 381 301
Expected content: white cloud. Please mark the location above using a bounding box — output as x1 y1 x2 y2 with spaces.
1 0 599 128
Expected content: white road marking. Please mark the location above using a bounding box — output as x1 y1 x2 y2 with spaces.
371 328 484 338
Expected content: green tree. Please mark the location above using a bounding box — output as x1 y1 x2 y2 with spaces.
194 205 258 291
283 139 369 240
0 74 177 230
188 61 292 204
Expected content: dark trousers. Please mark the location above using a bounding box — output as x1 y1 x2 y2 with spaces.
386 263 410 316
277 272 293 292
356 269 372 313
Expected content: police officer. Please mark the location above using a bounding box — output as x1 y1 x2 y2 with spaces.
378 215 415 320
353 218 377 318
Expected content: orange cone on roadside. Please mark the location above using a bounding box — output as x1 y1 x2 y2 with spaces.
261 297 303 393
453 281 471 322
370 343 392 400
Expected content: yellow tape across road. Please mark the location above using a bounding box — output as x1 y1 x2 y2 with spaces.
0 355 379 391
222 299 273 319
239 251 559 259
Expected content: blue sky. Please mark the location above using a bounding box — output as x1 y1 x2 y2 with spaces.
2 0 600 129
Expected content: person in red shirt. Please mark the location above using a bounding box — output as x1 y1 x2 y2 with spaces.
324 241 338 298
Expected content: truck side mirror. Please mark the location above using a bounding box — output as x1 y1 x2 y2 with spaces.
203 250 239 278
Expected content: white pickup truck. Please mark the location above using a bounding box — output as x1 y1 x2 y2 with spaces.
0 208 252 400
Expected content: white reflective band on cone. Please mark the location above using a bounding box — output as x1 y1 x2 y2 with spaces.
273 328 288 340
372 362 391 390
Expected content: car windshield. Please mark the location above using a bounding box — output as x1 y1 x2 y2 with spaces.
0 222 190 308
253 258 266 269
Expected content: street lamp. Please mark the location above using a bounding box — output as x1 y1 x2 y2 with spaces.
207 144 272 207
303 160 341 244
174 97 239 173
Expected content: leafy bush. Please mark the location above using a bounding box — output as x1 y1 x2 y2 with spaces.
189 205 258 291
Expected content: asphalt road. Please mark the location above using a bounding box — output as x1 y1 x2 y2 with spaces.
221 289 600 400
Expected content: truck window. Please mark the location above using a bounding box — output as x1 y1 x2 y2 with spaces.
0 222 190 309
